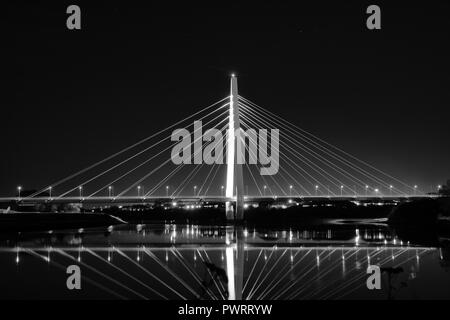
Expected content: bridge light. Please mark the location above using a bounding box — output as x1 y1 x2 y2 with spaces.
438 185 442 190
17 186 22 199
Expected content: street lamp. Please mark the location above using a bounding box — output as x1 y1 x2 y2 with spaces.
315 185 319 196
365 185 369 196
49 186 52 199
389 185 393 196
166 185 169 197
340 185 344 196
17 186 22 200
108 186 113 198
414 185 418 196
137 185 141 197
221 185 224 197
79 186 83 198
194 185 197 196
263 185 267 196
289 185 293 196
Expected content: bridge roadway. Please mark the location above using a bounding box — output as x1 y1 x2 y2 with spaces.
0 195 437 206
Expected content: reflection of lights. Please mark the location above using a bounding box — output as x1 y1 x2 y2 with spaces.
243 229 248 237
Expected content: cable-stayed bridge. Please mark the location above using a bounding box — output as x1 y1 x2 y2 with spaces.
2 76 435 217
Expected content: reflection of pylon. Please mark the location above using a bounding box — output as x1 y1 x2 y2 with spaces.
226 75 244 220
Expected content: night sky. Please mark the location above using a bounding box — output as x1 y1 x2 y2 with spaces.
4 1 450 197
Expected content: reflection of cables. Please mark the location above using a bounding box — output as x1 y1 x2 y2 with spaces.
143 249 200 299
56 248 152 299
115 249 187 300
196 249 226 300
247 249 288 300
25 249 127 299
171 248 217 300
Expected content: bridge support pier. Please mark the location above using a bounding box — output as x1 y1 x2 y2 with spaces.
225 75 245 221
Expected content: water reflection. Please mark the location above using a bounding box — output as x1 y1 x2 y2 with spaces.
1 223 449 300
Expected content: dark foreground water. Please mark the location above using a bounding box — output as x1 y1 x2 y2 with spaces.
0 221 449 300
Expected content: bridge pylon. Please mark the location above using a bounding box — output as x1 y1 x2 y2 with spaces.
225 75 245 220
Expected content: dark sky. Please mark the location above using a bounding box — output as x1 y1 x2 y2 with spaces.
3 1 450 197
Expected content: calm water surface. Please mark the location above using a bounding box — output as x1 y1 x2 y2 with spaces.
1 221 449 300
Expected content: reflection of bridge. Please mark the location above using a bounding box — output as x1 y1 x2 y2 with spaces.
5 242 436 300
3 224 447 300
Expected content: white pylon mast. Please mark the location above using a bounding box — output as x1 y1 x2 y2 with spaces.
226 74 245 220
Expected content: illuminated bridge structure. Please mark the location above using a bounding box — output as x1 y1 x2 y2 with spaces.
0 75 437 211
